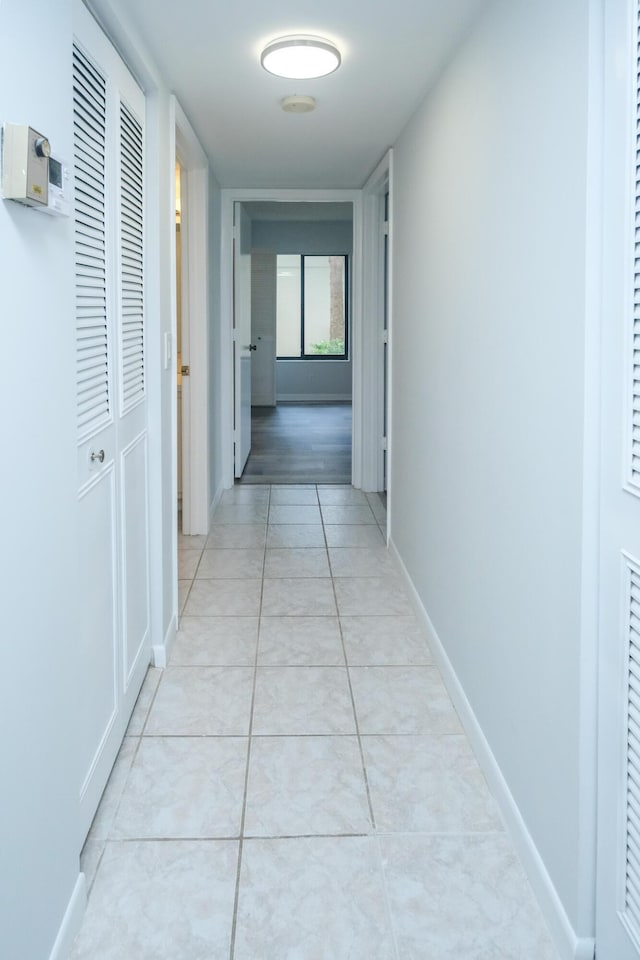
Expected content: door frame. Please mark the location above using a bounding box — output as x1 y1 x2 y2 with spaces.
362 150 393 516
171 97 209 535
220 188 365 488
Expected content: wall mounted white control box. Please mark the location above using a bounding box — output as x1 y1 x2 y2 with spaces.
1 123 51 207
40 154 71 217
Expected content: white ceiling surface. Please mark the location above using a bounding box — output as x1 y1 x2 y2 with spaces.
100 0 488 190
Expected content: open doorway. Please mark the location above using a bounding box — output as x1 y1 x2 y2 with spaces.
234 200 354 484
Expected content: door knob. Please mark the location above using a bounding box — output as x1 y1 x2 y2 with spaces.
90 449 105 463
248 344 257 351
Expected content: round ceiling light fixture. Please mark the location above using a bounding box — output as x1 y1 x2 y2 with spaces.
261 35 341 80
280 95 316 114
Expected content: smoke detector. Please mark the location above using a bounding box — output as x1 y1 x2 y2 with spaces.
280 95 316 114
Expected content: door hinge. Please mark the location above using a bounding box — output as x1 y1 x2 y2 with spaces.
381 436 387 451
181 365 190 376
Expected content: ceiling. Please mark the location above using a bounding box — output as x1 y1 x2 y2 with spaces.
94 0 488 190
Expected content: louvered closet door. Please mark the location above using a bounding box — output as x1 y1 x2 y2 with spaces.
74 1 150 845
597 0 640 957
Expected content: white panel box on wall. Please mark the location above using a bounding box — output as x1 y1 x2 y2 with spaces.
1 123 50 206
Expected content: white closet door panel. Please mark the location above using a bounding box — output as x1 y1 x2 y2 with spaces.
76 467 118 842
120 431 150 688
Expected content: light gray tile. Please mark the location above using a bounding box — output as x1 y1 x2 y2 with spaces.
244 736 371 836
317 487 369 505
79 835 105 895
324 525 386 548
321 505 377 525
127 667 162 736
366 492 387 523
206 524 267 549
381 835 558 959
270 487 319 505
264 548 330 579
329 547 397 578
145 666 254 736
171 617 258 666
253 667 356 735
184 578 262 616
220 485 270 505
178 533 207 551
71 840 238 960
234 837 395 960
178 549 202 580
112 737 247 839
258 617 344 665
267 524 326 548
269 504 323 525
334 577 413 616
196 548 264 580
341 616 433 666
262 578 337 616
363 735 503 833
211 503 269 524
178 579 191 615
350 666 463 735
88 737 139 840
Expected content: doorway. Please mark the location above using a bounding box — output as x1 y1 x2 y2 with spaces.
224 194 362 486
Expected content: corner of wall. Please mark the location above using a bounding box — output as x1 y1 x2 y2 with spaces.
387 537 595 960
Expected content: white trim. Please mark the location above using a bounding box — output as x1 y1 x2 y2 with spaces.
362 150 392 492
220 188 363 489
576 0 604 942
388 536 595 960
48 874 87 960
172 98 210 535
152 612 176 669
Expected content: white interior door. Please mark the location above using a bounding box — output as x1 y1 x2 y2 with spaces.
597 0 640 956
74 2 150 844
234 202 252 477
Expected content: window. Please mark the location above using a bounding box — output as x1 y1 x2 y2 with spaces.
276 254 348 358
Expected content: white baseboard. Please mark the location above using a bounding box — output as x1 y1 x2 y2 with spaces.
388 537 595 960
48 873 87 960
152 614 176 669
275 393 352 403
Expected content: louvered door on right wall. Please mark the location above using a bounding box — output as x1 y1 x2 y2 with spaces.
73 1 151 846
597 0 640 957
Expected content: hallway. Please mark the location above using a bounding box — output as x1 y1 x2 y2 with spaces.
72 484 557 959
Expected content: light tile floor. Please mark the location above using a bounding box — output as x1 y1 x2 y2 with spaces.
72 484 558 960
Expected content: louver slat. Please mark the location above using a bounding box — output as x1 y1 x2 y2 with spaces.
633 19 640 489
119 101 144 410
73 45 109 439
625 563 640 940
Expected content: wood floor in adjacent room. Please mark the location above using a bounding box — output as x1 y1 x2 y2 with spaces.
240 402 352 485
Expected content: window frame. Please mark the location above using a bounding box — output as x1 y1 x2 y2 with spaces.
276 253 350 361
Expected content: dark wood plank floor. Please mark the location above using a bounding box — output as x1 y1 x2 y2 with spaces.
240 402 352 484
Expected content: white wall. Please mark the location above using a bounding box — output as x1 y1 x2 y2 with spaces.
0 2 82 958
251 218 353 401
390 0 590 945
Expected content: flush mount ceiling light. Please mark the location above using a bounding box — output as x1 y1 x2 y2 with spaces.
261 35 341 80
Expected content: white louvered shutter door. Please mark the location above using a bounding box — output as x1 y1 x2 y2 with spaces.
119 101 145 411
73 0 150 848
73 44 110 440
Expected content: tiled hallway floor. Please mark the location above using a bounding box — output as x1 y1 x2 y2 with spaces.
72 484 558 959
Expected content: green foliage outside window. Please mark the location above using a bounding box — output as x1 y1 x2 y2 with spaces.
310 338 345 355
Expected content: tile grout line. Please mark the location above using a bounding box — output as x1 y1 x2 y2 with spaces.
322 489 378 833
228 483 270 960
